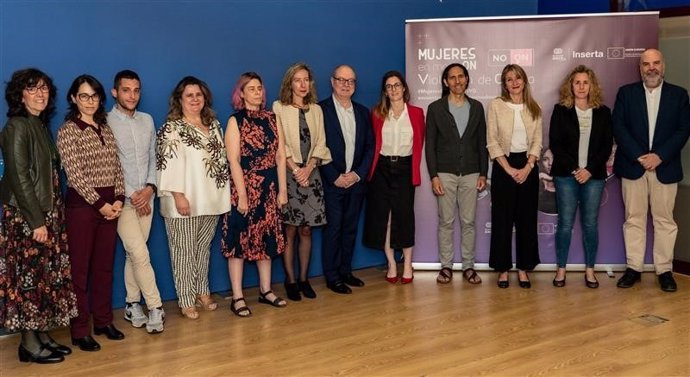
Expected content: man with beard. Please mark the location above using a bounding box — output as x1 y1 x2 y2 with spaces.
425 63 488 285
107 70 165 331
612 49 690 292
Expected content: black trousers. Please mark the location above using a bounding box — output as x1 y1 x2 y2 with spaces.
489 153 540 272
363 155 415 250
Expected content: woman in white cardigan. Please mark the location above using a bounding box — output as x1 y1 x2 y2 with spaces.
273 63 332 301
486 64 542 289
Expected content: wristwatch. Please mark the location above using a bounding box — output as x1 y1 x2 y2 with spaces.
146 183 158 195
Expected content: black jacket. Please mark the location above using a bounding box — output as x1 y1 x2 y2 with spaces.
0 116 56 229
549 104 613 180
425 95 488 178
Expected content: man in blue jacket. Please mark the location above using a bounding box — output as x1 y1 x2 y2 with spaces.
319 65 374 294
612 49 690 292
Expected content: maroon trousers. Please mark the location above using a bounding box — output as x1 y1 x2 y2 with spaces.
66 188 118 338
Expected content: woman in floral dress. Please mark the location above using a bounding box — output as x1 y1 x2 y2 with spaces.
222 72 287 317
0 68 77 363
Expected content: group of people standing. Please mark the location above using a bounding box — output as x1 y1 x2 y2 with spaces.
1 48 688 365
426 48 689 293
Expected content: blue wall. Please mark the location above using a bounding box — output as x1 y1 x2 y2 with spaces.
538 0 610 14
0 0 539 307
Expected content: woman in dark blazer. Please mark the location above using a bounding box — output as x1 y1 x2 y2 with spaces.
0 68 77 363
363 71 425 284
549 65 613 288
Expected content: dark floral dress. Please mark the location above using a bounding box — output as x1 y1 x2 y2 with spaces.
283 109 326 226
221 109 285 261
0 167 78 331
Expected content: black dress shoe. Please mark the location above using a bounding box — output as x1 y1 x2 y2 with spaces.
284 282 301 301
342 274 365 287
658 271 677 292
616 268 641 288
94 324 125 340
18 345 64 363
44 341 72 355
71 335 101 352
552 277 566 287
326 280 352 294
299 280 317 299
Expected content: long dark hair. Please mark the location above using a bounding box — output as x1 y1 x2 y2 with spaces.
5 68 56 125
373 70 410 120
65 74 108 125
441 63 469 98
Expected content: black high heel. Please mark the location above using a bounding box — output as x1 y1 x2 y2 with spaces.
497 272 509 288
18 345 64 364
518 271 531 289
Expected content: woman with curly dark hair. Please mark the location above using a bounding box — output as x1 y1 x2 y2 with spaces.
0 68 77 363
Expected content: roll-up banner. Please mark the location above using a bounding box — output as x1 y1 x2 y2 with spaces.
406 12 659 270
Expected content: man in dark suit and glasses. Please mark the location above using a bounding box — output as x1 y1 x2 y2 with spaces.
318 65 375 294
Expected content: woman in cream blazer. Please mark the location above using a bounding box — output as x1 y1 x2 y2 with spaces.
273 63 332 301
486 64 542 289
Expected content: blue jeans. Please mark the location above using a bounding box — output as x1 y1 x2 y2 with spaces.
554 176 605 268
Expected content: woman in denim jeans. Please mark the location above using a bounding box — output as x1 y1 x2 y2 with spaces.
549 65 613 288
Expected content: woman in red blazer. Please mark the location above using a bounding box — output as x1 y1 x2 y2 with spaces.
363 70 425 284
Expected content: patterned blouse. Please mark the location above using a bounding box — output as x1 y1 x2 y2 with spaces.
156 118 231 218
57 118 125 209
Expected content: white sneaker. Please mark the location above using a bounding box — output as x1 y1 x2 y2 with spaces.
146 307 165 334
124 302 148 328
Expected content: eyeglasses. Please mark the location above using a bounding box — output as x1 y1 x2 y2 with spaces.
25 85 50 94
333 77 356 86
385 83 403 91
77 93 100 103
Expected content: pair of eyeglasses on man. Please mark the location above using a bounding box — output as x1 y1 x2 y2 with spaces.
332 77 356 86
25 85 50 94
385 83 403 91
77 93 101 102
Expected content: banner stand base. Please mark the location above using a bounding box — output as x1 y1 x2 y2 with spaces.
411 263 657 272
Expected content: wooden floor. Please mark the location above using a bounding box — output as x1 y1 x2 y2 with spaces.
1 267 688 377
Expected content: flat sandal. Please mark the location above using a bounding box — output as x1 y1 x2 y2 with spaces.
258 290 287 308
230 298 252 318
180 306 199 320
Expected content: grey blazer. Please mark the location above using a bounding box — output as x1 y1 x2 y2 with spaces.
425 95 488 178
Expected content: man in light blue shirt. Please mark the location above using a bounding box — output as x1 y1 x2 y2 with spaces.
107 70 165 333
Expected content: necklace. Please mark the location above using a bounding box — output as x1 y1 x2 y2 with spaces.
184 117 209 133
391 104 405 119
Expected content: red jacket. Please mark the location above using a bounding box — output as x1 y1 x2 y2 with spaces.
368 103 426 186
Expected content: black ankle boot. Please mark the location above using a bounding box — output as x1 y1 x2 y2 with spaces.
299 280 317 299
284 282 301 301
